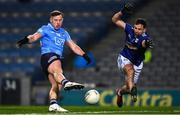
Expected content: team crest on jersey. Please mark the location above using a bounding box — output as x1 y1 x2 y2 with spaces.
142 33 147 37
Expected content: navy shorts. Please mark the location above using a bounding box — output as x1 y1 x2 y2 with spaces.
40 53 61 77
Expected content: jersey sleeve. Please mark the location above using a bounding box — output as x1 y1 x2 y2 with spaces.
37 26 46 37
64 30 71 41
125 23 133 33
143 33 151 41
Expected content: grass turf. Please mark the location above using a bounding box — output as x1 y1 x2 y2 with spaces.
0 106 180 114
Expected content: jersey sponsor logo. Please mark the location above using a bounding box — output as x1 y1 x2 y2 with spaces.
55 37 65 46
126 42 138 50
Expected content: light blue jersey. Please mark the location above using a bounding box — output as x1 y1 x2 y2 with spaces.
37 23 71 57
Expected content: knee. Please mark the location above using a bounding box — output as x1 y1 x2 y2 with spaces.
50 69 63 76
127 68 134 75
53 72 65 80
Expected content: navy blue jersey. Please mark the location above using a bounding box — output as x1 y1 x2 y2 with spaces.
120 23 150 66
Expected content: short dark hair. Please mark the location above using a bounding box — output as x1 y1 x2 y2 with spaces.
135 18 147 28
50 10 64 17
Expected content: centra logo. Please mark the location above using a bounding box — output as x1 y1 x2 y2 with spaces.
99 90 172 107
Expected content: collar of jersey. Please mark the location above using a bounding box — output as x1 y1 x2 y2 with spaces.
48 23 61 32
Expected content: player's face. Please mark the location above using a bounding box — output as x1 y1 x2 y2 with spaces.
50 15 63 30
133 24 145 36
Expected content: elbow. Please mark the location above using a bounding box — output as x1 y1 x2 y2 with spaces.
112 17 116 23
112 17 114 23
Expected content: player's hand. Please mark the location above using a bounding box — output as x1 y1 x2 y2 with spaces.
16 36 29 48
121 3 134 15
82 53 91 65
145 39 154 48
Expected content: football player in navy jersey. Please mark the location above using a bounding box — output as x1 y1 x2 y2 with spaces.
112 4 153 107
16 10 91 112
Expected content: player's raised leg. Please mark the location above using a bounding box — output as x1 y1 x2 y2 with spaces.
48 60 84 90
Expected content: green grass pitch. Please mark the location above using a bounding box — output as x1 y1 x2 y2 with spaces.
0 106 180 114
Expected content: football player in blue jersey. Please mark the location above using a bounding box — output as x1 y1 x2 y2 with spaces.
16 10 91 112
112 3 153 107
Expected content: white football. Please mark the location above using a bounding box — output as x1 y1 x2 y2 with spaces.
85 89 100 104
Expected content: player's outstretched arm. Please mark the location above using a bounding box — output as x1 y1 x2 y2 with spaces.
112 11 126 29
16 32 42 48
112 3 134 29
16 36 29 48
66 40 91 64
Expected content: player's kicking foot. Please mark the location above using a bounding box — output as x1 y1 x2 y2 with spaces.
116 88 123 107
131 86 137 102
64 81 84 90
49 103 68 112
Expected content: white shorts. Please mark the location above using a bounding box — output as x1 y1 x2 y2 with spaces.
117 55 143 83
